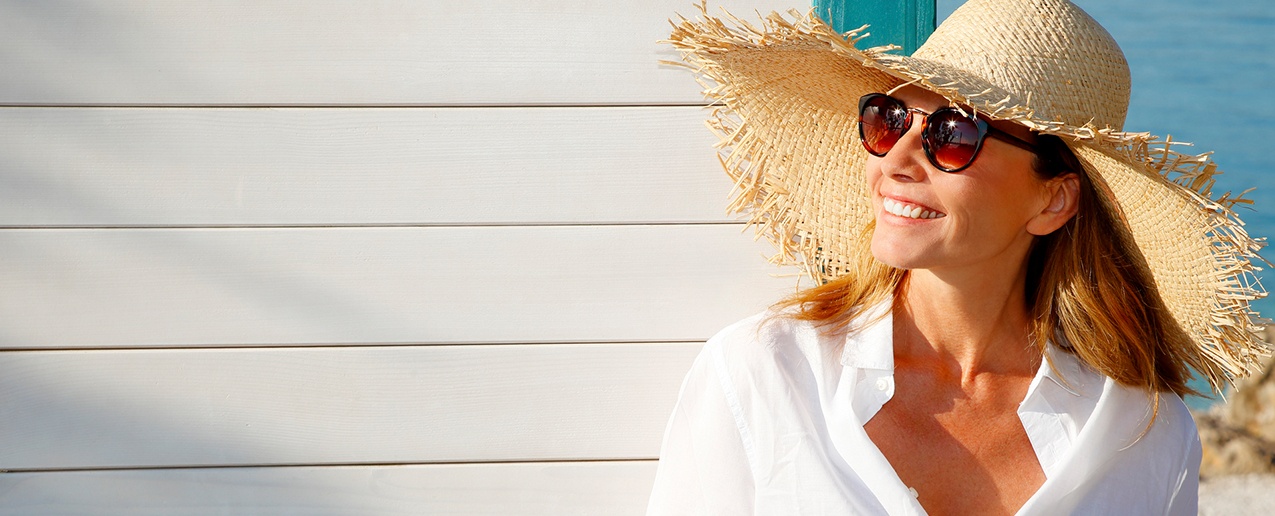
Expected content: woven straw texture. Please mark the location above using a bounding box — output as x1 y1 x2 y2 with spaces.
665 0 1268 383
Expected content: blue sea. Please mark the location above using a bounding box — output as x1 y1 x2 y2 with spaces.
940 0 1275 408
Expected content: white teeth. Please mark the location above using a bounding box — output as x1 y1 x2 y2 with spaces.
882 198 942 220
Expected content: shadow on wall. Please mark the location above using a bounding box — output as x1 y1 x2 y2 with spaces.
0 367 369 514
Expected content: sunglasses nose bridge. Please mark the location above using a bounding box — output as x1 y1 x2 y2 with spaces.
896 107 932 150
894 109 928 152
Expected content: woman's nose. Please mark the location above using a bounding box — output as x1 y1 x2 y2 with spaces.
878 118 929 182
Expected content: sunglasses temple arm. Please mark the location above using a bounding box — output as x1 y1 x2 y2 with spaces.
989 126 1038 153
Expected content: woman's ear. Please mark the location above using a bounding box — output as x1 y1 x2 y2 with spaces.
1027 173 1080 236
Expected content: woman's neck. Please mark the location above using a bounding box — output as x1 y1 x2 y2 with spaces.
895 266 1040 382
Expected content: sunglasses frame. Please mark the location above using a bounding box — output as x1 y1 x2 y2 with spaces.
857 93 1037 173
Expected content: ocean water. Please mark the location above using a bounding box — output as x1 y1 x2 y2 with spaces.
939 0 1275 408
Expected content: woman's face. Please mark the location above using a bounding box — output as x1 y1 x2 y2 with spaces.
865 86 1074 274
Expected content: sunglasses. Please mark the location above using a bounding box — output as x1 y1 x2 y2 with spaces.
857 93 1037 172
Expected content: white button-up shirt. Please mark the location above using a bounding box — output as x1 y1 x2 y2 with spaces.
647 307 1201 515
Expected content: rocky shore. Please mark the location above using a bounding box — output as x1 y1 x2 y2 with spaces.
1194 354 1275 477
1193 345 1275 513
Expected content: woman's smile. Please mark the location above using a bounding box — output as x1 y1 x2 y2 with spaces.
881 196 945 220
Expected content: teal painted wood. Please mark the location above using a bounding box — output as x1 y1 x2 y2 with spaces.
813 0 936 55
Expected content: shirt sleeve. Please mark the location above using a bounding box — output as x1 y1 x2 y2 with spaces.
647 343 756 516
1165 428 1202 516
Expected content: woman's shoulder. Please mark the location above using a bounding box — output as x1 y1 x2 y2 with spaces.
1144 388 1202 453
702 307 841 377
1064 376 1201 511
1072 355 1201 470
706 307 808 346
1079 359 1199 441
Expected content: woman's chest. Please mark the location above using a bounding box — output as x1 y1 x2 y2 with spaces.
862 389 1045 515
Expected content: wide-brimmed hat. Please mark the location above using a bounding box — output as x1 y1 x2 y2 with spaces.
665 0 1268 382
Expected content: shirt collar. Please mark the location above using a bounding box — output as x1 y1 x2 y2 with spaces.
839 300 894 371
1035 340 1098 397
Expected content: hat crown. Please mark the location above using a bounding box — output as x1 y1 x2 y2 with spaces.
912 0 1130 130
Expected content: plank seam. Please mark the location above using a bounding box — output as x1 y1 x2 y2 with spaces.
1 458 661 475
0 221 747 230
0 340 708 353
0 103 716 109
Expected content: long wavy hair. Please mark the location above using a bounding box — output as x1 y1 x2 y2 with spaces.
775 134 1204 397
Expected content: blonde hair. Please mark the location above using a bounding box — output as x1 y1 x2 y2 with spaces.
776 134 1202 397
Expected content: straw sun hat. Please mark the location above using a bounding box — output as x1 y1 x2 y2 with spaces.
665 0 1268 384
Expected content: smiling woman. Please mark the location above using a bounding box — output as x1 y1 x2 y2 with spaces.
651 0 1268 514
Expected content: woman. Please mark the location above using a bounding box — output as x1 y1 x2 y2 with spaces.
650 0 1267 514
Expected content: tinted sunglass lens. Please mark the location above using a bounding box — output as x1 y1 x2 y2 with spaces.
859 95 909 156
924 110 983 171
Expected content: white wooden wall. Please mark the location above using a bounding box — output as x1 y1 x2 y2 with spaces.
0 1 805 514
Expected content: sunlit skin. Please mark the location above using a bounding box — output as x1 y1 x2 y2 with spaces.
862 86 1080 515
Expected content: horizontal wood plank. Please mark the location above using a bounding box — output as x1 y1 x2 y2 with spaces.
0 107 734 226
0 0 805 105
0 344 696 470
0 225 797 348
0 461 657 515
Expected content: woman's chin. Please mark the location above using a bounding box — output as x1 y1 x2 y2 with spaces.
870 237 930 270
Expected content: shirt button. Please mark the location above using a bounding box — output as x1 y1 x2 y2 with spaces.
875 378 890 391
